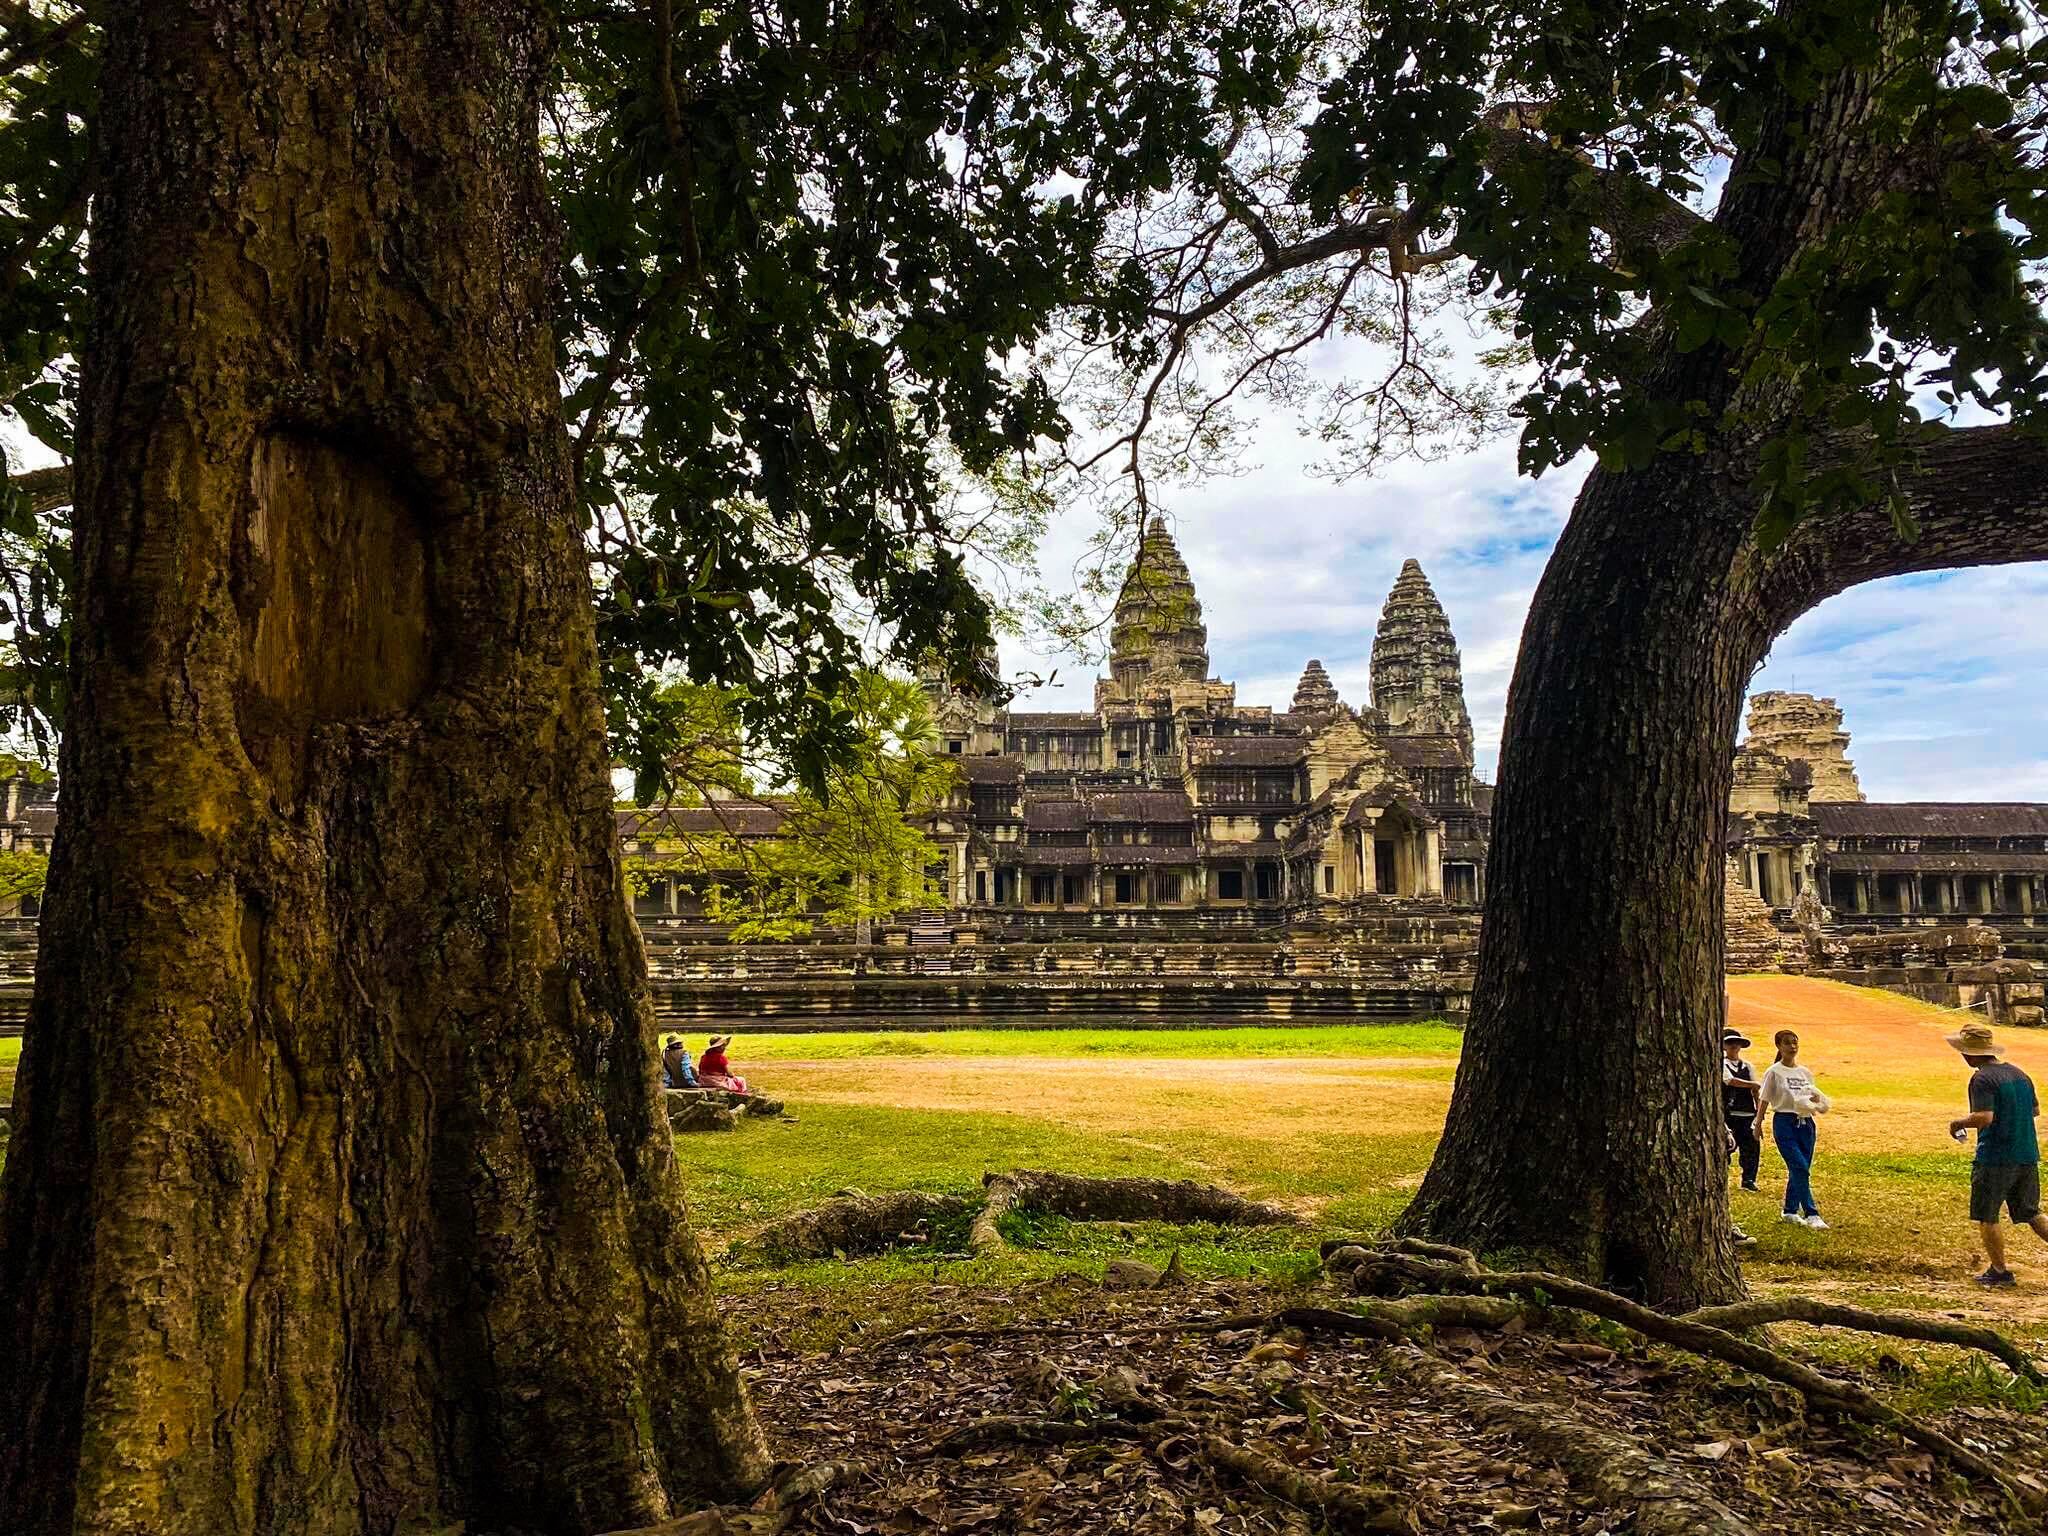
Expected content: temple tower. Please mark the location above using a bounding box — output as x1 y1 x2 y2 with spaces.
1370 559 1474 759
1105 515 1211 700
1290 658 1343 720
1740 692 1865 802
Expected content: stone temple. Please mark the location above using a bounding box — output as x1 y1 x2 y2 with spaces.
917 518 1491 918
1727 691 2048 923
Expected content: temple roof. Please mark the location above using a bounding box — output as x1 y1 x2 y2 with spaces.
956 754 1026 783
1186 735 1307 769
1022 797 1088 831
1085 788 1195 824
1827 851 2048 873
1386 735 1470 771
1812 802 2048 838
619 803 789 839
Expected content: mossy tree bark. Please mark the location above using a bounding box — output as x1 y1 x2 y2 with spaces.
1401 22 2048 1310
0 4 772 1532
1400 458 1766 1309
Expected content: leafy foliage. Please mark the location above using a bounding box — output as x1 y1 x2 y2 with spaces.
0 842 43 904
0 2 91 756
1309 0 2048 536
624 670 958 939
0 0 1315 787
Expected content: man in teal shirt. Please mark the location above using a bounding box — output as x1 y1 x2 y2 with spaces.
1947 1022 2048 1288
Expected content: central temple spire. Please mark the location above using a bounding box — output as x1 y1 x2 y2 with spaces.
1290 658 1343 719
1107 515 1210 698
1371 559 1474 759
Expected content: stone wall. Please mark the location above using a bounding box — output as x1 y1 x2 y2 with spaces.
645 922 1479 1028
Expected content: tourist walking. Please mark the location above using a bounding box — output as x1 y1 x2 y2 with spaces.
1722 1029 1762 1192
1945 1021 2048 1288
1759 1029 1831 1228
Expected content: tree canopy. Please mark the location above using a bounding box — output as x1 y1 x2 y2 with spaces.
1053 0 2048 537
0 0 1325 791
624 670 957 938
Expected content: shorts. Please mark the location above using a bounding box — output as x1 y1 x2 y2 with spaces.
1969 1163 2041 1224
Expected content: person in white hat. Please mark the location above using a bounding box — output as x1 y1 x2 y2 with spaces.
1947 1020 2048 1288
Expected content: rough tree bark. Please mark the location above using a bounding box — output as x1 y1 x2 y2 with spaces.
1402 21 2048 1308
0 4 772 1533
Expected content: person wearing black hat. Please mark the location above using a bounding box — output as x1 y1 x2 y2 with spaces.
660 1035 697 1090
1722 1028 1763 1193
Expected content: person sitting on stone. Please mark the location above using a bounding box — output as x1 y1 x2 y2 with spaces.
696 1035 749 1096
660 1035 697 1090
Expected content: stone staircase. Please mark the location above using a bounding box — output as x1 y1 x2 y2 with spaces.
1724 861 1805 973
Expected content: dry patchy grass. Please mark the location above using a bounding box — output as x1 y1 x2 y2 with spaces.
680 977 2048 1345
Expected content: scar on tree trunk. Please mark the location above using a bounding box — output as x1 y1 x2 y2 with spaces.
0 4 769 1534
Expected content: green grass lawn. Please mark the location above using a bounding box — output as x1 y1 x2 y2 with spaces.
678 981 2048 1361
717 1021 1465 1061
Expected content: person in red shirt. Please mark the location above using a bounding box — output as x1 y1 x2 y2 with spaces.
696 1035 748 1095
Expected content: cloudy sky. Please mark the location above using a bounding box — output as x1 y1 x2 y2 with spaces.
998 396 2048 804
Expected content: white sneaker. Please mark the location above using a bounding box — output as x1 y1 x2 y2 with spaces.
1779 1212 1806 1223
1803 1215 1830 1230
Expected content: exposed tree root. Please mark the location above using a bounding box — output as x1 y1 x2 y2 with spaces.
1192 1432 1408 1533
921 1414 1403 1531
890 1296 1530 1350
970 1173 1021 1255
595 1460 854 1535
1351 1248 2040 1514
757 1171 1298 1265
1682 1295 2046 1385
922 1412 1188 1455
746 1192 972 1261
994 1168 1302 1228
1384 1347 1753 1536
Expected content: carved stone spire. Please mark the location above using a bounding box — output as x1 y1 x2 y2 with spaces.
1107 515 1210 698
1370 558 1474 759
1741 692 1865 802
1290 658 1343 719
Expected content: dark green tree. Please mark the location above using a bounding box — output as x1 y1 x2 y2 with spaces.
0 1 1311 1532
1056 0 2048 1306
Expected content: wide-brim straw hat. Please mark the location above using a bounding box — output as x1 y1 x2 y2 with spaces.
1945 1021 2006 1058
1722 1029 1752 1048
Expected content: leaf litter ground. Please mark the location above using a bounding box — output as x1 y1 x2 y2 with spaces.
740 1271 2048 1535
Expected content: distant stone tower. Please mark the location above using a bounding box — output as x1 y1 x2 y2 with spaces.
1370 559 1474 759
1289 658 1343 720
1741 692 1865 803
1106 515 1211 700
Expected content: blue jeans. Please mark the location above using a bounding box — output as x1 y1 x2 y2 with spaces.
1773 1112 1819 1216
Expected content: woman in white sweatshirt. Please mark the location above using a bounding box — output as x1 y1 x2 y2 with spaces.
1759 1029 1832 1228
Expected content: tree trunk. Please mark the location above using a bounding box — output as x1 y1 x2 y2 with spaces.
0 5 772 1533
1401 453 1767 1309
1399 3 1980 1311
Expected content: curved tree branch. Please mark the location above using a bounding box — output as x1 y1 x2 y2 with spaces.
7 464 71 515
1475 103 1708 264
1754 422 2048 628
